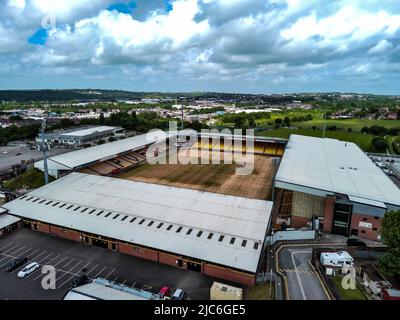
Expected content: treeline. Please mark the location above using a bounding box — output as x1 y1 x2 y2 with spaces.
361 125 400 136
0 111 209 145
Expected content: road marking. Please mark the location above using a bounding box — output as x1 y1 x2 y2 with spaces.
36 252 54 264
62 258 76 269
85 264 99 277
0 241 14 251
112 276 118 283
103 268 116 280
92 266 107 279
307 259 332 300
58 262 90 288
290 250 312 301
26 248 41 259
122 280 127 285
30 250 48 261
0 244 27 265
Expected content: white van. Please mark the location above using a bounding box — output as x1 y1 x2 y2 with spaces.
17 262 40 278
320 251 354 267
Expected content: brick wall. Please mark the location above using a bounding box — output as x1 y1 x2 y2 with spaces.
118 242 158 262
49 226 82 242
203 263 255 286
36 222 50 234
350 214 381 241
323 196 335 233
159 252 180 268
290 215 310 228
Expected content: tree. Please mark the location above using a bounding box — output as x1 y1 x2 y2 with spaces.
275 118 283 126
380 210 400 277
283 117 291 126
372 137 389 152
99 113 105 125
361 126 369 134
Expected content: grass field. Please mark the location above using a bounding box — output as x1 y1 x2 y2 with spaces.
119 150 275 200
246 283 275 300
257 128 376 151
332 276 367 300
3 168 54 190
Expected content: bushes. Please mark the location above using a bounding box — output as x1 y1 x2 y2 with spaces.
371 137 389 152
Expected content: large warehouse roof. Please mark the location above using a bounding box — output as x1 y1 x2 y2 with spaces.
35 130 172 170
2 173 272 273
61 126 117 137
275 134 400 206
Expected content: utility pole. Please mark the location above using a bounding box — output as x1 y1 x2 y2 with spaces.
41 118 49 185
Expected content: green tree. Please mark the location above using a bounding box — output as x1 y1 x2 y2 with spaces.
379 211 400 277
371 137 389 152
275 118 283 126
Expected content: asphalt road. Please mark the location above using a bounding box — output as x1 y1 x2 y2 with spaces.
0 228 214 300
0 145 71 172
278 247 329 300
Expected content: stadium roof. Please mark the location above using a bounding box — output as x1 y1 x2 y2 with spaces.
35 130 173 170
2 173 272 273
275 134 400 207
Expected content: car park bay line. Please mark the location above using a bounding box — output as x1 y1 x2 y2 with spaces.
92 266 107 279
85 263 99 277
26 248 41 259
35 252 54 264
103 268 116 281
55 260 85 284
28 250 48 261
32 256 69 280
0 244 26 262
58 262 91 289
0 241 14 251
0 245 28 266
61 258 76 269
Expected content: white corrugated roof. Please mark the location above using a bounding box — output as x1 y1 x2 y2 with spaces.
0 213 21 229
62 126 117 137
275 135 400 206
35 130 172 169
2 173 272 272
64 282 147 300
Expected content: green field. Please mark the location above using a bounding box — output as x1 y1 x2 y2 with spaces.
3 168 54 190
332 276 367 300
293 119 400 131
257 128 377 151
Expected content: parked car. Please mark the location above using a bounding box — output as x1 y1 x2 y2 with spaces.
171 289 185 300
158 287 171 298
69 274 88 288
17 262 40 278
347 238 367 247
3 257 28 272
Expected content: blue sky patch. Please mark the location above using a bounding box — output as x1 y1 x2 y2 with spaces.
107 1 137 14
164 0 173 12
28 28 48 45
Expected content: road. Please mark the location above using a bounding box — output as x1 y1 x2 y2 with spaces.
277 247 330 300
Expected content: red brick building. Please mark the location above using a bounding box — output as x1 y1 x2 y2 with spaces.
1 172 273 287
274 135 400 241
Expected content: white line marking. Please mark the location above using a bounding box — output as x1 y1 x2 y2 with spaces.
58 262 90 288
0 241 14 251
85 264 99 277
92 266 107 279
103 268 116 280
29 250 48 261
62 258 76 269
26 249 41 259
290 250 312 301
36 252 54 264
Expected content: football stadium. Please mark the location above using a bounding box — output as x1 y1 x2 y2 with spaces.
1 131 400 286
1 131 285 286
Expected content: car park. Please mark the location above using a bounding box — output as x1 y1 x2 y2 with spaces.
17 262 40 279
171 289 184 300
3 257 28 272
69 274 89 288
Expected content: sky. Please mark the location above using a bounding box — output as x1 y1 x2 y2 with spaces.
0 0 399 94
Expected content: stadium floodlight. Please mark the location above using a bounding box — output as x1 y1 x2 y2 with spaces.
40 118 49 185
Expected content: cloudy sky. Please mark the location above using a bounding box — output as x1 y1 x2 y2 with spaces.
0 0 399 94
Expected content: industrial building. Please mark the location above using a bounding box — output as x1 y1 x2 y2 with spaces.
0 208 21 239
274 135 400 241
35 125 126 147
1 173 273 286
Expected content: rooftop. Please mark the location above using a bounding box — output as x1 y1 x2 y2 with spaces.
61 126 118 137
275 135 400 207
2 173 272 272
35 130 172 170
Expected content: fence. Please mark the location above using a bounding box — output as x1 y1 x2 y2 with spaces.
267 229 316 245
